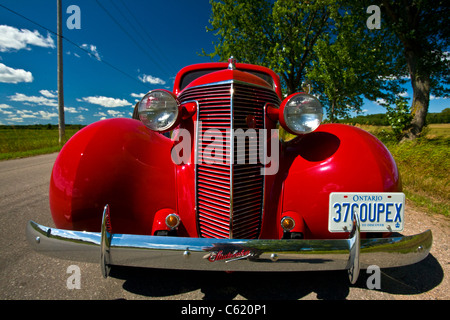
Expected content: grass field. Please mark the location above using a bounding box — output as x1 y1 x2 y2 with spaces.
361 124 449 217
1 123 449 216
0 127 80 160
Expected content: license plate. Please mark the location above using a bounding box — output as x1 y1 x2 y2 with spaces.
328 192 405 232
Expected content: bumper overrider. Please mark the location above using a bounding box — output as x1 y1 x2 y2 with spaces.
26 205 432 283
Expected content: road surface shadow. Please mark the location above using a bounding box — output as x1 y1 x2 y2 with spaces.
109 253 443 300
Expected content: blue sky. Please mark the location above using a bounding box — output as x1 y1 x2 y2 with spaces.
0 0 448 125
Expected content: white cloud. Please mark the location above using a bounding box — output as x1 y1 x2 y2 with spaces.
0 104 13 110
0 108 13 115
131 92 146 103
139 74 166 85
375 98 388 106
377 74 410 81
9 92 57 107
37 110 58 120
1 103 61 123
40 89 57 98
6 116 23 123
430 95 449 100
107 110 125 117
131 92 146 98
64 106 79 113
79 96 131 108
66 51 81 58
9 109 58 121
0 25 55 52
80 44 101 61
0 63 33 83
16 109 37 119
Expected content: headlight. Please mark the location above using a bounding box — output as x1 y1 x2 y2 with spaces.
279 93 323 135
138 90 180 132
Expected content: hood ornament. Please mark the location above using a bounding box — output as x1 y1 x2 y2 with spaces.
228 56 237 70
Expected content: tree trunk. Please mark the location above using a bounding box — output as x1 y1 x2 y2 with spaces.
403 75 430 140
402 50 431 141
330 98 336 123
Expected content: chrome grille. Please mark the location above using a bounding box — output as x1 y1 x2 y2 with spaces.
179 81 280 239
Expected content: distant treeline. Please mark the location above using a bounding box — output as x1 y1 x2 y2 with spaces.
334 108 449 126
0 124 86 130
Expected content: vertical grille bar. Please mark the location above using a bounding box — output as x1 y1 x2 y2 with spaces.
179 81 280 239
196 84 232 239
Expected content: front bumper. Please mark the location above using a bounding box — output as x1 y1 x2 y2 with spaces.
26 205 432 284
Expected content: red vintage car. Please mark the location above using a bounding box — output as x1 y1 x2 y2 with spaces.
27 58 432 283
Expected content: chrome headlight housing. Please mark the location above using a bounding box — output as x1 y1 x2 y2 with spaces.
279 93 323 135
138 90 181 132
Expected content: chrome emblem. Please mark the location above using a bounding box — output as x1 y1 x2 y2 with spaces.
204 249 252 263
203 244 257 263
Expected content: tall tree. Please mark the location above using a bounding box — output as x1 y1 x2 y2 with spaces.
202 0 408 121
380 0 450 140
202 0 333 95
307 36 365 122
306 3 406 121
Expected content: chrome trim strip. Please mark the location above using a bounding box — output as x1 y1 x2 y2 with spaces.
181 79 273 94
188 99 201 237
100 204 112 278
261 103 269 235
229 82 234 239
190 81 272 239
347 214 360 284
27 219 432 276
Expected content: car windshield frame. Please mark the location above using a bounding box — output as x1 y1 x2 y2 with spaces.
179 68 276 92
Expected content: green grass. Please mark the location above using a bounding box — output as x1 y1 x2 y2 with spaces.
386 139 449 217
367 124 450 217
0 127 80 160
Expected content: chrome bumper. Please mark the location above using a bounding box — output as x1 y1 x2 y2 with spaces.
26 205 432 284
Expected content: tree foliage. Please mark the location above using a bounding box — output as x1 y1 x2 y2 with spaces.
306 2 406 121
427 108 450 124
386 98 413 140
202 0 332 95
202 0 449 132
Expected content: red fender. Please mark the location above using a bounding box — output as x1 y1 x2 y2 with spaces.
49 118 177 235
279 124 401 239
